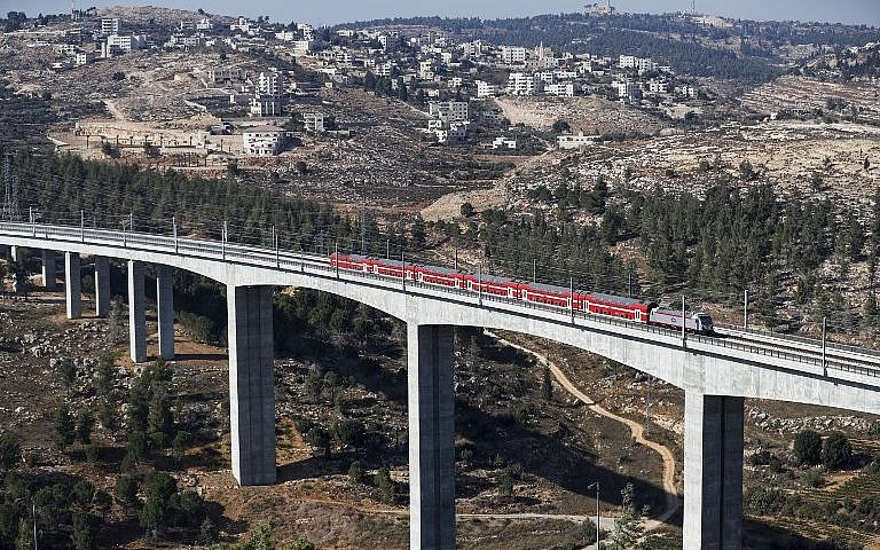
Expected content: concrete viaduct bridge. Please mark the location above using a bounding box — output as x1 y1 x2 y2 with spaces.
2 219 880 550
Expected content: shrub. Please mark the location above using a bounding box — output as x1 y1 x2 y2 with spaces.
55 404 75 450
373 468 394 504
793 430 822 465
744 486 788 516
75 409 94 445
0 433 22 471
822 432 853 471
84 444 100 464
177 311 218 344
199 517 218 544
804 469 825 488
284 537 317 550
114 476 139 511
749 450 772 466
348 460 365 485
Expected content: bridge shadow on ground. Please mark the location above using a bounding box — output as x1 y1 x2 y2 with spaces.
744 517 845 549
277 332 675 525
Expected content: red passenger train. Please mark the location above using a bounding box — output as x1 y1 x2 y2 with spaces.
330 253 715 334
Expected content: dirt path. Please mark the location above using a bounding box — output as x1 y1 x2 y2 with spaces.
484 330 681 529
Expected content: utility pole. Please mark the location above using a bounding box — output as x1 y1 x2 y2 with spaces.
2 153 20 222
822 316 827 377
478 265 482 306
360 207 366 253
588 482 600 546
743 289 749 329
681 295 687 344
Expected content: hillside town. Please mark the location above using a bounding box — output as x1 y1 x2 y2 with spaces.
2 3 880 550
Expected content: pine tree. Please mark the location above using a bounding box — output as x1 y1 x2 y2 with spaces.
55 404 75 449
609 483 645 549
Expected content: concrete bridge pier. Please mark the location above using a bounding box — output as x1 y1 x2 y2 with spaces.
41 250 57 290
94 256 110 317
127 260 147 363
10 246 19 263
227 285 276 486
407 324 456 550
683 392 744 550
64 252 81 319
156 265 175 360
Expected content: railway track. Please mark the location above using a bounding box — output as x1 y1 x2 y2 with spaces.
716 327 880 373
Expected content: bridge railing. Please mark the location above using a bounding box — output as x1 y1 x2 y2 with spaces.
1 219 879 380
715 322 880 361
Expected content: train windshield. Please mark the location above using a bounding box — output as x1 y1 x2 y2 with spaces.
696 314 714 332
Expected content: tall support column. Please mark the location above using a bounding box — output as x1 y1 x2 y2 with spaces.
407 324 456 550
41 250 57 290
156 265 175 360
10 246 19 263
683 393 744 550
127 260 146 363
94 256 110 318
64 252 81 319
227 285 276 486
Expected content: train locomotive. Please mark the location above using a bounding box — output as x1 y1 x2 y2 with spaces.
330 253 715 335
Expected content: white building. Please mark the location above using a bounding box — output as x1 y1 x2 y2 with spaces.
434 123 468 144
620 55 656 73
507 73 538 95
419 60 435 80
429 101 469 124
258 72 283 96
449 77 463 88
476 80 499 98
292 40 313 56
242 125 286 156
492 136 517 150
501 46 527 65
249 95 282 117
461 40 484 57
230 16 252 33
613 80 640 101
74 52 92 66
558 132 599 149
304 113 325 133
105 34 146 54
545 83 575 97
648 79 669 94
101 17 120 36
375 62 394 77
196 17 214 31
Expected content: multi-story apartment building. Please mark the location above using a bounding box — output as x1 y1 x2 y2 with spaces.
476 80 499 98
242 126 286 156
101 17 120 35
429 101 469 124
304 113 325 133
500 46 527 65
258 72 283 96
545 82 575 97
507 73 538 95
613 80 640 101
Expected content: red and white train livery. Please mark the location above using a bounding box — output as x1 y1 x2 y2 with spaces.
330 253 715 334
